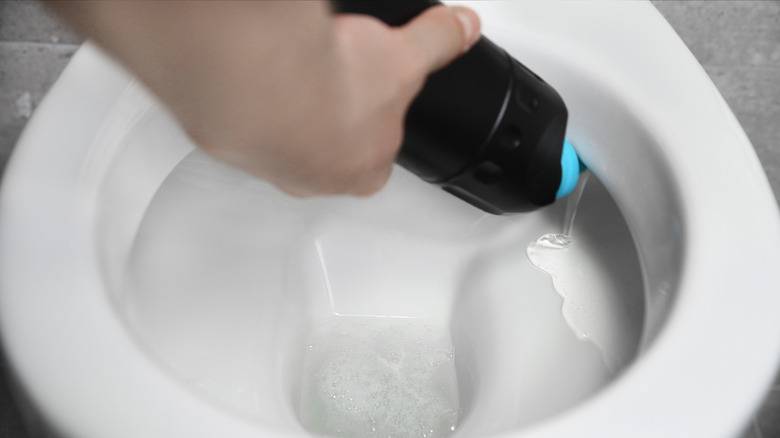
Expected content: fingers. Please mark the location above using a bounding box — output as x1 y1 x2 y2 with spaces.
283 5 481 198
399 5 481 74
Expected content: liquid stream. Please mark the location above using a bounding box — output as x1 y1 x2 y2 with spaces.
525 173 617 372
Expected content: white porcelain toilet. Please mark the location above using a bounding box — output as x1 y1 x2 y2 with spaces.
2 2 780 437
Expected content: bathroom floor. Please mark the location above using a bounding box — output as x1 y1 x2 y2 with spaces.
0 1 778 437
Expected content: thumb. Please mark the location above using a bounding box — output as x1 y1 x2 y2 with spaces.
399 5 481 74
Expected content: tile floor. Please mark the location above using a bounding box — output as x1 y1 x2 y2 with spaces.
0 1 778 437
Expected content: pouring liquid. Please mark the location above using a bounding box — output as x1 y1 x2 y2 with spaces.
525 173 619 372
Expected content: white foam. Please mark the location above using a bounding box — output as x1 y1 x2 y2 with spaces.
299 317 459 438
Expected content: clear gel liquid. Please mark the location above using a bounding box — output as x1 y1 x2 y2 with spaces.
562 172 590 236
525 172 618 372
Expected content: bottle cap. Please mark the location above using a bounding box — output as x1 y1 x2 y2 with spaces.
556 139 582 198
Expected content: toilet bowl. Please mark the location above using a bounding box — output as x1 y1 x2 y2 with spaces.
2 1 780 437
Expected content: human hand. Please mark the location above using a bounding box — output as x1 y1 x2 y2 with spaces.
48 1 480 197
280 5 482 196
192 4 481 197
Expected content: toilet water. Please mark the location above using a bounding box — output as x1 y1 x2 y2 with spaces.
299 316 459 438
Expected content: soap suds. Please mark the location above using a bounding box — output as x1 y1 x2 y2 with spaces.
299 316 459 438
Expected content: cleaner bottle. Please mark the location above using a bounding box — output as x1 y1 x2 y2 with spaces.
334 0 582 214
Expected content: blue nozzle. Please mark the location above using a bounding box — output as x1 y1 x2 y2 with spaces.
555 139 583 199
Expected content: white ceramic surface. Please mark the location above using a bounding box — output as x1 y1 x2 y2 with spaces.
2 2 780 438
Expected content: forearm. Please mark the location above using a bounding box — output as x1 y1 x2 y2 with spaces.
47 1 344 158
46 1 479 196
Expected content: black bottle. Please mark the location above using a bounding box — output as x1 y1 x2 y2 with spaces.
334 0 579 214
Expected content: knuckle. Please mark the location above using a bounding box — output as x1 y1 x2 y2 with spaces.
394 49 429 97
400 35 432 77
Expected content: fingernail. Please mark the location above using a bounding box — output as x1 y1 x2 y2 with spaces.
451 7 479 52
